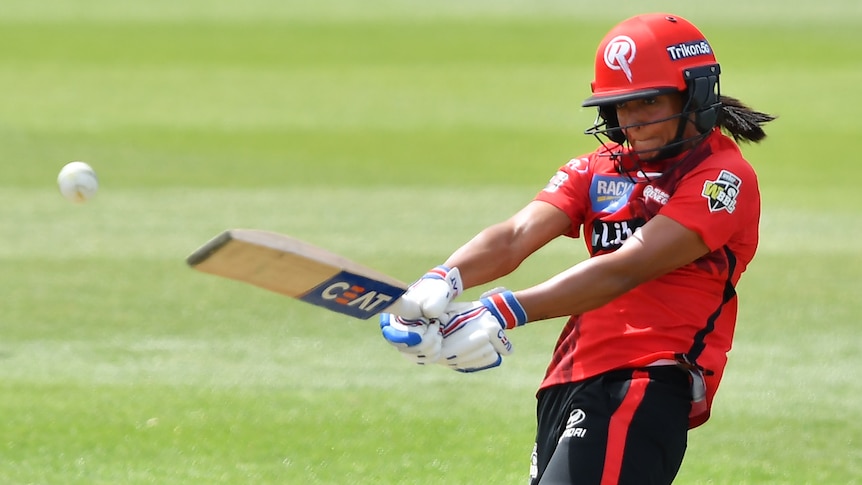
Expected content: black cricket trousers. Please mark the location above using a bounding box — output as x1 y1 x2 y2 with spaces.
531 366 691 484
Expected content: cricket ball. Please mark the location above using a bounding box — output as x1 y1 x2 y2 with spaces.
57 161 99 203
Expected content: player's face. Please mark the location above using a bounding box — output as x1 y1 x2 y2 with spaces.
615 93 692 159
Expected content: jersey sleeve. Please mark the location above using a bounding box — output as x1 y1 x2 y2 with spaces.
533 156 593 238
659 155 761 251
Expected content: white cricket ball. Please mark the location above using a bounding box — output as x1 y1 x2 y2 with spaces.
57 161 99 203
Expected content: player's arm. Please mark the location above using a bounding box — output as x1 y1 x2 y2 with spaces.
384 200 570 320
381 200 571 363
443 200 572 289
515 214 709 321
432 214 711 372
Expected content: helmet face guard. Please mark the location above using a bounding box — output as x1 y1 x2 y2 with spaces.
582 14 722 161
586 65 721 147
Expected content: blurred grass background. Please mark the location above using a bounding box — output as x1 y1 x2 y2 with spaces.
1 1 861 483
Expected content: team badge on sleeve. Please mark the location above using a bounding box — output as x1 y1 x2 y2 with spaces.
544 171 569 193
702 170 741 213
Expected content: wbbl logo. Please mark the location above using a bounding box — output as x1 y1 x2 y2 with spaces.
702 170 741 213
300 271 406 319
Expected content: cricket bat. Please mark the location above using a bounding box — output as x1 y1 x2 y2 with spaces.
186 229 409 319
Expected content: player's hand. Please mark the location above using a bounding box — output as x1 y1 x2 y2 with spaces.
380 313 443 365
388 265 463 319
437 290 527 373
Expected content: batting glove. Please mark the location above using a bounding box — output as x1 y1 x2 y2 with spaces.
388 265 463 319
380 313 443 365
437 290 527 373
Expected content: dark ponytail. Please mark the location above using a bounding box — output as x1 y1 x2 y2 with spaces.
716 95 776 143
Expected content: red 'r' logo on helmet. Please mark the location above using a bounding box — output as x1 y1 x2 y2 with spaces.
603 35 637 83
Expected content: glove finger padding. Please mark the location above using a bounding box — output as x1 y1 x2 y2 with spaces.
442 342 501 372
438 302 514 372
384 297 421 321
440 327 493 360
485 319 514 356
380 313 442 365
395 266 463 319
380 314 423 347
440 318 512 358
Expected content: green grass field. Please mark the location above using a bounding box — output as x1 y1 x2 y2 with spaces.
1 1 861 483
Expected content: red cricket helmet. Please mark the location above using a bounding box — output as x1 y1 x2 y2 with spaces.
584 13 718 107
583 13 723 149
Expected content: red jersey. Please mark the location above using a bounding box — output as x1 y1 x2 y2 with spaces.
533 129 760 428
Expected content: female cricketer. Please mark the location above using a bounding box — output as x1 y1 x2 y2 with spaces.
381 12 775 484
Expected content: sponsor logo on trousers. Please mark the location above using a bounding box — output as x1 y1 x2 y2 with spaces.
561 409 588 440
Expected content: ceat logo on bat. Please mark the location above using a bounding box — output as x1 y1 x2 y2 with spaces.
300 271 407 319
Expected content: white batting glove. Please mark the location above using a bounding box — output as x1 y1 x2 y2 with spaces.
437 290 528 373
387 265 463 319
380 313 443 365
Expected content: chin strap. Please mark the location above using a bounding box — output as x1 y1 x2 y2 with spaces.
645 115 691 161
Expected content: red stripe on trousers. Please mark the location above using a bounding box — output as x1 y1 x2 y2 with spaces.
601 370 649 485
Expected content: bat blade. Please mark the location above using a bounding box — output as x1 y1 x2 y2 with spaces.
186 229 408 319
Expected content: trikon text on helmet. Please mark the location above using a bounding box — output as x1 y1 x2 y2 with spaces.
666 41 712 61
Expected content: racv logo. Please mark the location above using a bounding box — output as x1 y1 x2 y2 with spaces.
604 35 637 82
590 175 635 213
300 271 406 319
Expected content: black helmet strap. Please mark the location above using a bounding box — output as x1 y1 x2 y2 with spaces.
683 64 721 133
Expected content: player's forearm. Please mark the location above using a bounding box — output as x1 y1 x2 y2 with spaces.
443 225 527 289
514 254 639 322
441 201 571 291
510 215 712 322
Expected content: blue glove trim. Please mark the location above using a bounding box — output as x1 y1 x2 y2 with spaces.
454 354 503 373
380 313 423 346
